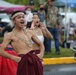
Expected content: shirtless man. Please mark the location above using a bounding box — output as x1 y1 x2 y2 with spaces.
0 11 44 75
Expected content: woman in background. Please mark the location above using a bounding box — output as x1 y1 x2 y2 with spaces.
26 14 53 54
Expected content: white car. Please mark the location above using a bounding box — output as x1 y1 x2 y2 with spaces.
0 13 13 36
0 13 10 21
0 13 13 27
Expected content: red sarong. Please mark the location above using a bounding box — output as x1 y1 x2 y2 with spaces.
17 50 43 75
0 50 18 75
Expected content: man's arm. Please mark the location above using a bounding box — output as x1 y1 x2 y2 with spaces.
0 33 21 63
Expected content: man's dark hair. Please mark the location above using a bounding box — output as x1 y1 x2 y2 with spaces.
26 21 32 28
29 1 35 5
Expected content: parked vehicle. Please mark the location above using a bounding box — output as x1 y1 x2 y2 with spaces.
0 13 13 36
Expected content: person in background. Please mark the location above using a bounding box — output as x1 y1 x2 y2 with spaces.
24 7 33 24
26 14 53 56
38 4 46 26
29 1 38 15
68 25 74 43
0 18 5 37
68 18 75 43
0 10 44 75
69 18 75 28
44 0 61 54
58 15 65 45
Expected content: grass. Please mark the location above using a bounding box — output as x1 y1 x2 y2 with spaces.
0 37 3 42
44 48 74 58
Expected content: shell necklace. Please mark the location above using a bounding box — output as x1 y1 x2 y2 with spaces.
13 28 32 48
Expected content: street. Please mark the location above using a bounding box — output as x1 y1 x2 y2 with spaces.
44 64 76 75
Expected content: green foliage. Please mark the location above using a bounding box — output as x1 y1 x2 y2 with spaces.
5 0 46 9
0 37 3 42
6 0 29 5
73 8 76 12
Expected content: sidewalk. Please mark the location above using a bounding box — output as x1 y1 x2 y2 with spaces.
43 57 76 65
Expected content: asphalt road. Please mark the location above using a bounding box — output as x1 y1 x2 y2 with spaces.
44 64 76 75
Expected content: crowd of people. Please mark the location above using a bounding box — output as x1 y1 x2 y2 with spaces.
0 0 76 75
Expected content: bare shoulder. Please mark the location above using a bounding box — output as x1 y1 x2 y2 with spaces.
4 31 14 40
26 29 34 35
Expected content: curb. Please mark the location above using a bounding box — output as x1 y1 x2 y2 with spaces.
43 57 76 65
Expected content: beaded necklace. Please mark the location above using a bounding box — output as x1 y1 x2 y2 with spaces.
13 28 32 48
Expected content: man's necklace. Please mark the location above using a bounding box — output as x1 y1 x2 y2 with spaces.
13 29 32 48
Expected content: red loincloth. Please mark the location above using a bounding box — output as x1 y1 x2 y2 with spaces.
17 50 43 75
0 50 18 75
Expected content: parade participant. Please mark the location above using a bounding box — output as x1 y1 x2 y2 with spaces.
27 14 53 52
0 10 44 75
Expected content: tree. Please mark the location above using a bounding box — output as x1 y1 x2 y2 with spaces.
6 0 29 5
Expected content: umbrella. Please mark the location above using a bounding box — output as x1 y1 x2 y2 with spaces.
58 0 76 8
54 1 65 8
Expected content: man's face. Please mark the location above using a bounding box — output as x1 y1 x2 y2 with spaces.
30 4 35 10
39 4 44 8
13 14 26 28
49 0 54 6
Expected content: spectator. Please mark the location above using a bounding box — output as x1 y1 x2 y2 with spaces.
68 18 75 43
69 18 75 27
38 4 46 26
24 7 33 24
58 15 65 45
29 1 38 15
44 0 61 54
0 18 5 37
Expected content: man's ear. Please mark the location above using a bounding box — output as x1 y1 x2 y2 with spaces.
12 19 15 24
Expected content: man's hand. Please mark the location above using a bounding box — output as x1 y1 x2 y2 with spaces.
15 56 21 63
36 53 44 60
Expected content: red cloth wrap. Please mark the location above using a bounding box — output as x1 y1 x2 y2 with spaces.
17 50 43 75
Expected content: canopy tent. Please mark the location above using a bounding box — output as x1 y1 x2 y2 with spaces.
54 0 65 8
58 0 76 8
0 6 6 13
0 0 25 8
0 6 5 9
6 6 28 13
0 0 28 13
